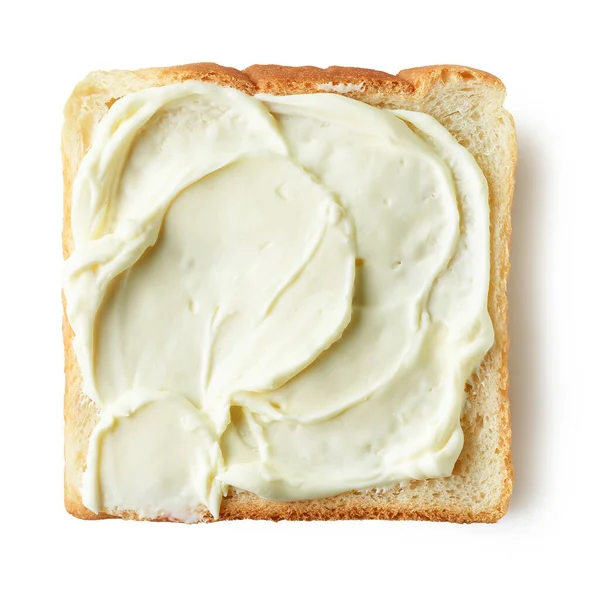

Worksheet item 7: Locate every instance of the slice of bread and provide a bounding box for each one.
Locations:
[62,63,515,523]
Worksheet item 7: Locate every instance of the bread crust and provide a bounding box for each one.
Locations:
[62,63,515,523]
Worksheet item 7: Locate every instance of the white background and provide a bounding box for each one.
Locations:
[1,0,597,590]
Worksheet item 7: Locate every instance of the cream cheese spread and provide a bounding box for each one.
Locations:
[63,81,494,521]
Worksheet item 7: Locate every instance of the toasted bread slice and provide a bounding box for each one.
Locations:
[62,63,515,523]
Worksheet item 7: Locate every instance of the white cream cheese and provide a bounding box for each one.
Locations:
[63,81,493,521]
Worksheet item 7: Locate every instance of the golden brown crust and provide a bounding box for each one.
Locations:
[244,64,410,96]
[150,62,256,93]
[398,64,504,92]
[62,62,515,524]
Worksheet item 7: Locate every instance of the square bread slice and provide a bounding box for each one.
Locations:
[62,63,515,523]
